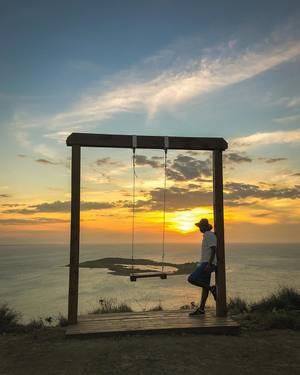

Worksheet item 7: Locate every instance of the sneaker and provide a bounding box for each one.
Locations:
[189,308,205,316]
[210,285,217,301]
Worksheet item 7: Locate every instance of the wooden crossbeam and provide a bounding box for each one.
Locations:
[66,133,228,151]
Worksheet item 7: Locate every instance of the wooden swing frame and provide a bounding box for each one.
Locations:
[66,133,228,324]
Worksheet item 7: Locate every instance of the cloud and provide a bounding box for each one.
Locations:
[0,218,69,225]
[224,152,252,163]
[292,172,300,176]
[4,200,115,214]
[35,158,59,165]
[287,96,300,108]
[34,158,69,169]
[14,31,300,132]
[135,155,163,168]
[265,158,287,163]
[0,194,10,198]
[224,182,300,200]
[231,129,300,149]
[120,179,300,212]
[122,185,213,211]
[95,157,124,167]
[274,114,300,123]
[1,203,22,207]
[168,154,211,181]
[225,200,256,207]
[17,154,27,158]
[44,131,74,143]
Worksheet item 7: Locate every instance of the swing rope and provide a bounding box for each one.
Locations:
[130,135,169,279]
[131,135,137,273]
[161,136,168,272]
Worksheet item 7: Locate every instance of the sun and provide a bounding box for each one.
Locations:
[168,209,212,233]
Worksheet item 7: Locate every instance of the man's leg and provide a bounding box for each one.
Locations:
[199,286,209,311]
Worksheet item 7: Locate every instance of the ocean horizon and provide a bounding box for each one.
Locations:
[1,242,299,322]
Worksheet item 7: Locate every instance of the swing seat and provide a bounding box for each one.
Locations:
[130,272,168,282]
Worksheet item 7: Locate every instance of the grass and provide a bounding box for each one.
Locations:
[228,287,300,330]
[250,287,300,312]
[227,297,249,315]
[1,329,299,375]
[1,287,299,333]
[89,298,133,314]
[0,304,21,333]
[0,306,69,333]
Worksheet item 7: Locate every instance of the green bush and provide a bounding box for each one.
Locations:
[250,287,300,312]
[89,298,133,314]
[0,304,21,333]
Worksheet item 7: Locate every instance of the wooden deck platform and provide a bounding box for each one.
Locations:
[66,310,240,337]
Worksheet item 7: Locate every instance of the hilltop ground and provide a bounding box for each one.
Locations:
[0,329,299,375]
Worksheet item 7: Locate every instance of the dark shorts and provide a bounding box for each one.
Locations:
[188,262,216,287]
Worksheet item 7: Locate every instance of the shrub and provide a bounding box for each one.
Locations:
[149,304,163,311]
[56,314,68,327]
[250,287,300,313]
[89,298,132,314]
[0,304,21,333]
[228,297,249,315]
[240,310,300,330]
[26,318,46,330]
[180,301,196,310]
[263,310,300,330]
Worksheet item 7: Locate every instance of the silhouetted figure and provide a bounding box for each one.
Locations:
[188,218,217,315]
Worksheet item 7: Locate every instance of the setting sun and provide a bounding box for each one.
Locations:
[168,209,213,233]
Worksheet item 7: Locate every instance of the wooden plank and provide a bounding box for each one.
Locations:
[213,150,227,317]
[68,145,81,324]
[79,310,217,321]
[66,310,239,337]
[66,133,228,151]
[130,271,168,281]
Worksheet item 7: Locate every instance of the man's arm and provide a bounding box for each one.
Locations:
[208,246,216,265]
[204,246,216,271]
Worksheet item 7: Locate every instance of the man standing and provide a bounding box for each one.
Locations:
[188,218,217,315]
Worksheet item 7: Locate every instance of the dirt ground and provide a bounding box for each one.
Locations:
[0,329,299,375]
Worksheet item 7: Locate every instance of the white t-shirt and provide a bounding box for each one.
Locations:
[200,230,217,265]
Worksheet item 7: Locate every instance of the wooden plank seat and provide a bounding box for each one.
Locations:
[130,272,169,281]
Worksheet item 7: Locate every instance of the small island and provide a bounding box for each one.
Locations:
[78,257,198,276]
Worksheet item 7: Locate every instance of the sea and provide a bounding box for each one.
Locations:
[0,243,299,322]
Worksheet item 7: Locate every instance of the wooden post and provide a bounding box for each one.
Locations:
[68,145,81,324]
[213,150,227,317]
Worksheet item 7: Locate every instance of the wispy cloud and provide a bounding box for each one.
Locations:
[4,200,115,214]
[14,30,300,138]
[0,218,68,225]
[35,158,69,168]
[231,129,300,149]
[274,114,300,123]
[287,96,300,108]
[265,158,287,164]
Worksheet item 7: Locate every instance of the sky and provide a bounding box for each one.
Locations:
[1,0,300,244]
